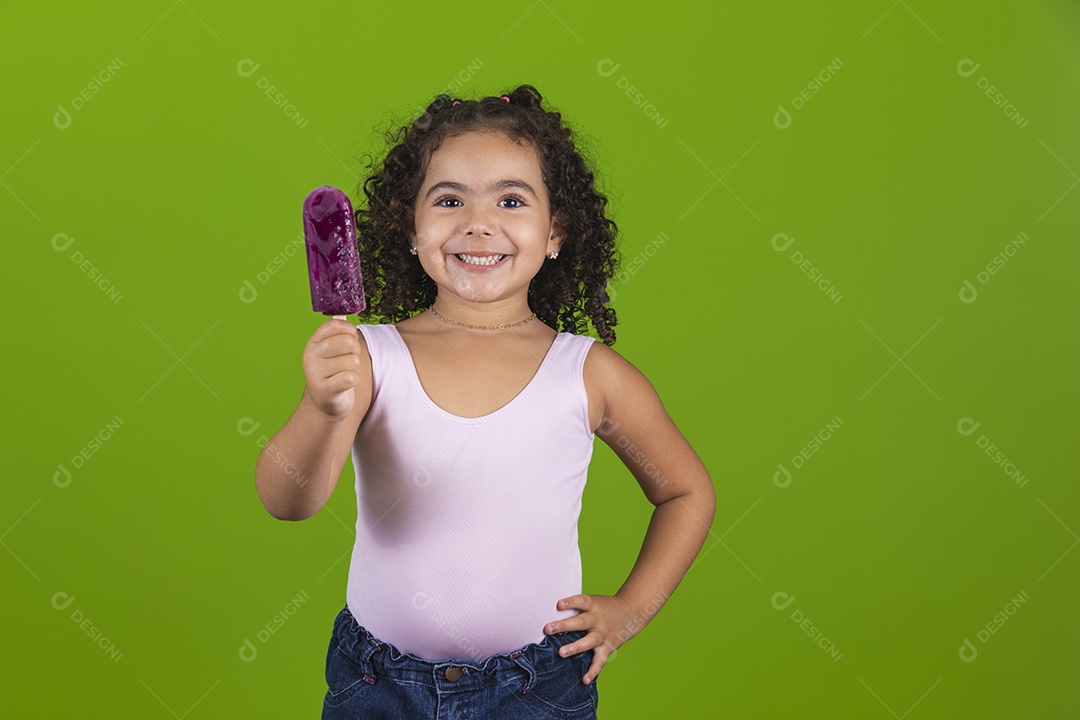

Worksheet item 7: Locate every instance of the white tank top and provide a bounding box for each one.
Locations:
[346,322,596,662]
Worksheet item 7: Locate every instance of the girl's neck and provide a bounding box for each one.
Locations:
[428,295,534,329]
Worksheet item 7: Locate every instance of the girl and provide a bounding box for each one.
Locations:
[255,84,715,719]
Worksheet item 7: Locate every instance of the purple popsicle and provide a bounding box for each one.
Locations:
[303,186,365,318]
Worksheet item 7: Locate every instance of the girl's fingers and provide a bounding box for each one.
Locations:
[558,594,591,610]
[583,648,608,685]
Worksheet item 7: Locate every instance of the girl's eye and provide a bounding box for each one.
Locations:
[434,195,526,208]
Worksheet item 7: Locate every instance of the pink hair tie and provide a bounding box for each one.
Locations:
[452,100,461,106]
[501,95,510,102]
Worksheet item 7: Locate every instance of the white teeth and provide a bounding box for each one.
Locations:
[456,254,505,266]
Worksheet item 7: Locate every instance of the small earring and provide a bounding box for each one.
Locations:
[409,247,418,255]
[548,251,559,260]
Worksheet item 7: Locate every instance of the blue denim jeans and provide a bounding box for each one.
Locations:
[322,605,599,719]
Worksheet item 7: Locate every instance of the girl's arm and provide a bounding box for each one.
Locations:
[544,341,716,683]
[255,320,372,521]
[591,341,716,610]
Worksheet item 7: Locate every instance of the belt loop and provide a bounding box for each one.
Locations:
[508,648,538,692]
[356,630,384,680]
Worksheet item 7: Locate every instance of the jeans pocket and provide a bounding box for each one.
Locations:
[324,638,374,708]
[520,649,598,719]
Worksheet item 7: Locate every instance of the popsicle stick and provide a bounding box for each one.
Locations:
[333,315,347,321]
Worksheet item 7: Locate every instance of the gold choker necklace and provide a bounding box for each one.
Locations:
[429,306,536,331]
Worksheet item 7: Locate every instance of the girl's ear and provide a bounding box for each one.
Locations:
[548,217,566,254]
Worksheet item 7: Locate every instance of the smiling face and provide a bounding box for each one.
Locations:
[412,130,564,308]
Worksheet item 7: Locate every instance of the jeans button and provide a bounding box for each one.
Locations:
[444,666,463,682]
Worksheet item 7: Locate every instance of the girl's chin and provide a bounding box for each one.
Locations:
[433,274,520,302]
[437,286,508,304]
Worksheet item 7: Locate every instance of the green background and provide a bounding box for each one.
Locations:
[4,1,1078,717]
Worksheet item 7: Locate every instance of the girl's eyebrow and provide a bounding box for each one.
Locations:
[424,179,537,199]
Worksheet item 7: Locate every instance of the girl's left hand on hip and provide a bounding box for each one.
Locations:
[543,593,639,685]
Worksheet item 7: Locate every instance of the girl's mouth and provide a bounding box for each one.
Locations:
[452,253,507,267]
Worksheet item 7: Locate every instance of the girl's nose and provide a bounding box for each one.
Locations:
[463,208,495,237]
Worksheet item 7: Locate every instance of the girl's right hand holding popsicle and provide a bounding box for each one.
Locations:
[255,319,370,521]
[301,318,372,422]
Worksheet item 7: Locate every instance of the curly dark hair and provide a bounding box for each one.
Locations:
[352,84,619,345]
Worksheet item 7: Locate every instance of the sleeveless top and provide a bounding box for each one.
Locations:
[346,322,596,662]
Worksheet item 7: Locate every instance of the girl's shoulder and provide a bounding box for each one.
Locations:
[582,339,658,428]
[582,337,637,381]
[352,321,398,357]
